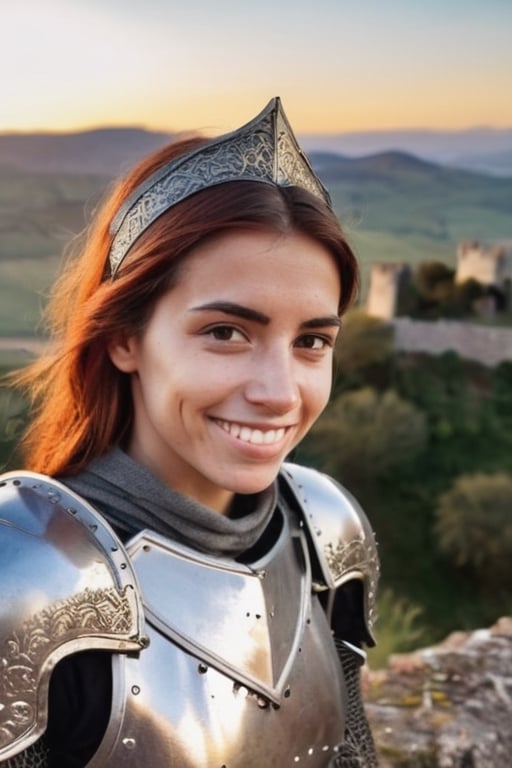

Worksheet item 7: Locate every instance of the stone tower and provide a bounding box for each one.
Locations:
[366,263,410,319]
[456,241,512,286]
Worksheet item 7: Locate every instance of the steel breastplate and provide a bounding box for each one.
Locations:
[88,507,347,767]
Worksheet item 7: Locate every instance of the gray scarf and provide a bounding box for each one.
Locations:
[61,448,277,558]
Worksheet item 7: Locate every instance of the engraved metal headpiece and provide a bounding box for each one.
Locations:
[108,97,332,277]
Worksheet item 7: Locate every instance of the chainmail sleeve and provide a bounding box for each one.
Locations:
[334,640,379,768]
[1,738,50,768]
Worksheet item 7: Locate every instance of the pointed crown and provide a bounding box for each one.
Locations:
[108,97,332,276]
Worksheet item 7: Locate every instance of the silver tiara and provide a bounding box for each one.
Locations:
[108,97,332,276]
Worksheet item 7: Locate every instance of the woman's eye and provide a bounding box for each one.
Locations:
[296,335,330,350]
[208,326,245,342]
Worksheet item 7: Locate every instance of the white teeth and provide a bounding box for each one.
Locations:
[219,421,286,445]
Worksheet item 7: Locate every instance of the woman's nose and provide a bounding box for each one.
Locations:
[244,347,300,413]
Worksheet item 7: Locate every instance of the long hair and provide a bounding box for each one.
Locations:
[16,136,359,476]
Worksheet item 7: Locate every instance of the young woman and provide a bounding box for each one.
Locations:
[0,98,379,767]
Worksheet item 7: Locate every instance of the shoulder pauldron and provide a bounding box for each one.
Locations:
[281,463,379,644]
[0,471,146,761]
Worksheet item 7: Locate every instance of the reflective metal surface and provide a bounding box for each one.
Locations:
[89,509,347,767]
[0,472,145,761]
[282,463,380,642]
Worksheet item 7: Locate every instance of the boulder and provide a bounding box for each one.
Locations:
[365,617,512,767]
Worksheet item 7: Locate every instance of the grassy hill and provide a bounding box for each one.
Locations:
[1,153,511,336]
[313,151,512,291]
[0,168,108,334]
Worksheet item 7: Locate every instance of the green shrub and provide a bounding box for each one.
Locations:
[435,472,512,589]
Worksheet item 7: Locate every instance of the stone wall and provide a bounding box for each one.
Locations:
[391,317,512,367]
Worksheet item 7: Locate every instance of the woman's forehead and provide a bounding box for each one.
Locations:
[163,229,342,314]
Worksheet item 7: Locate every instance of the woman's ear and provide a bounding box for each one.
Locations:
[108,334,139,373]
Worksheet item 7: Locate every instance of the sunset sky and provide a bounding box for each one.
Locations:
[1,0,510,135]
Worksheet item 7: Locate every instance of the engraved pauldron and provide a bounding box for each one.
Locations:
[281,463,379,643]
[0,472,146,761]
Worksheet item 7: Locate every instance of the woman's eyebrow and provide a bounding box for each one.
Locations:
[190,301,270,325]
[190,301,341,330]
[300,316,341,330]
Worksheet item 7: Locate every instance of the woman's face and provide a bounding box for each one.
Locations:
[110,228,341,513]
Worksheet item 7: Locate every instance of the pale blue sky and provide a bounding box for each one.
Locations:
[1,0,510,133]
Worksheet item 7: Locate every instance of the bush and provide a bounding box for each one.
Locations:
[334,310,394,375]
[367,588,425,669]
[435,472,512,588]
[306,387,427,491]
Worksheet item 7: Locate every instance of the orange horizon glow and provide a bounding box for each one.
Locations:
[4,94,512,136]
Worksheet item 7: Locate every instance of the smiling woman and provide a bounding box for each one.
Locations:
[0,98,380,767]
[109,229,341,512]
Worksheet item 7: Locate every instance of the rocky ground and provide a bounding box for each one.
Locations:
[364,617,512,767]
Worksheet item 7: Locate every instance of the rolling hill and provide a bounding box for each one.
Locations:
[0,135,511,336]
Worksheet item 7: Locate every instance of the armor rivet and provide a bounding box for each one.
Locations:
[256,696,269,709]
[271,702,280,710]
[89,524,98,532]
[143,545,151,553]
[67,507,77,515]
[131,685,141,695]
[198,663,208,674]
[48,489,61,503]
[322,745,329,751]
[120,563,127,569]
[255,613,262,620]
[308,747,314,755]
[284,686,291,698]
[13,480,21,486]
[294,757,300,763]
[122,737,136,750]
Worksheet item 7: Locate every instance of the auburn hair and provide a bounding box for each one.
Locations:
[16,136,359,476]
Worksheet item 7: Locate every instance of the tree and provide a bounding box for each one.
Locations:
[335,310,394,374]
[435,472,512,588]
[415,261,455,304]
[305,387,427,492]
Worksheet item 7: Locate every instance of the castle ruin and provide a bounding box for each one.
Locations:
[364,241,512,366]
[365,262,411,320]
[456,240,512,287]
[366,241,512,320]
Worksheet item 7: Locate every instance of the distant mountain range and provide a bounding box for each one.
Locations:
[301,127,512,177]
[0,126,511,178]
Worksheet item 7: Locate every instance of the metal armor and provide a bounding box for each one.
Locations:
[0,464,379,767]
[0,471,146,762]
